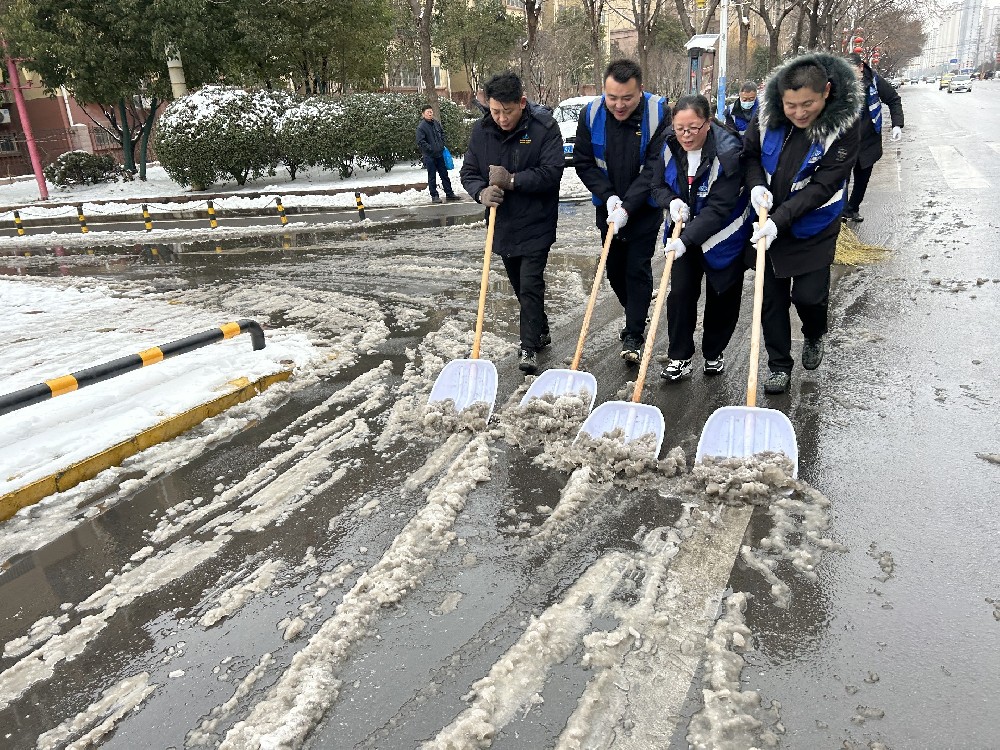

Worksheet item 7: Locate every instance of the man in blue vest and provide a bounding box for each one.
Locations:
[843,53,903,222]
[743,52,862,394]
[573,59,668,364]
[724,81,760,137]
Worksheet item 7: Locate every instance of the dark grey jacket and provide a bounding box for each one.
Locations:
[857,64,904,169]
[460,107,564,257]
[416,118,446,159]
[744,52,862,277]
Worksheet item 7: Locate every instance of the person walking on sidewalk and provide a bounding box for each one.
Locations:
[650,95,751,381]
[743,52,862,394]
[460,71,564,374]
[723,81,760,137]
[416,104,459,204]
[842,53,903,222]
[573,58,668,365]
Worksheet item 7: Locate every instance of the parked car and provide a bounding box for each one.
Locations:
[939,74,954,90]
[948,74,972,93]
[552,96,597,164]
[889,77,904,88]
[909,78,919,84]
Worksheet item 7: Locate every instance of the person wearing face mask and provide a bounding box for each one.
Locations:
[649,95,751,380]
[743,53,862,395]
[573,58,669,365]
[460,71,565,374]
[724,81,760,137]
[842,52,904,222]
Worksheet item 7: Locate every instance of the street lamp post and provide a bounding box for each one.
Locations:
[716,0,729,119]
[2,39,47,201]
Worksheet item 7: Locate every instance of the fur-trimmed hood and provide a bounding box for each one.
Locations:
[759,52,862,143]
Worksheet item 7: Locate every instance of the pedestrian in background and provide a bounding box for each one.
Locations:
[723,81,760,137]
[416,104,459,204]
[743,52,861,394]
[843,52,903,222]
[460,71,564,374]
[650,95,750,381]
[573,58,668,365]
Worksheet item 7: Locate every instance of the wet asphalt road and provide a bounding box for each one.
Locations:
[1,80,999,749]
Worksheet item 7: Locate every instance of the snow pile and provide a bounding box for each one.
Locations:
[199,559,284,627]
[686,592,784,750]
[187,654,274,747]
[497,390,592,451]
[685,453,796,505]
[421,398,492,436]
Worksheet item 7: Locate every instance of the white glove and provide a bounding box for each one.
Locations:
[751,218,778,249]
[891,126,902,141]
[607,207,628,234]
[663,238,686,260]
[668,198,690,224]
[606,195,623,214]
[750,185,773,212]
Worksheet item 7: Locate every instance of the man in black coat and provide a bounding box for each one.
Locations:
[460,71,564,374]
[416,104,459,204]
[573,59,668,364]
[743,52,862,394]
[843,53,903,222]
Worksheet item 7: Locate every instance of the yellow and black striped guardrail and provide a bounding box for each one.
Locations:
[0,319,266,417]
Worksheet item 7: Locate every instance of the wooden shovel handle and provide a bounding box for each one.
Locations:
[471,206,497,360]
[747,206,769,408]
[632,221,683,403]
[570,226,616,371]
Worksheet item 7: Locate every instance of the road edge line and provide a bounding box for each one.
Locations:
[0,370,292,522]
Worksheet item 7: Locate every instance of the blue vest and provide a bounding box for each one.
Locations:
[661,140,751,270]
[866,75,883,133]
[728,99,758,135]
[760,125,846,239]
[585,92,667,206]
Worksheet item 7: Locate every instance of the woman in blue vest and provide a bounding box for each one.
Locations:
[649,95,750,380]
[843,53,904,222]
[744,52,862,395]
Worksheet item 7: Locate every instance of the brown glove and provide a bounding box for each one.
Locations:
[480,185,505,207]
[488,165,515,190]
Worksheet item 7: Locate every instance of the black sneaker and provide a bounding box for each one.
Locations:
[445,194,462,201]
[620,334,643,365]
[661,358,692,380]
[518,348,537,373]
[537,332,551,350]
[842,206,863,222]
[703,353,725,375]
[431,196,442,204]
[763,371,791,394]
[801,337,824,370]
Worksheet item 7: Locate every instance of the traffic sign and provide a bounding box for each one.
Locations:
[949,58,958,63]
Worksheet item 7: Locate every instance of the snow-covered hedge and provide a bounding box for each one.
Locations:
[155,87,475,189]
[43,151,123,187]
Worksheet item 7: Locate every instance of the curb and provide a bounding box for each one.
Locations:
[0,369,292,522]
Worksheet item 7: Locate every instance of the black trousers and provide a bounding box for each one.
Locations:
[847,162,874,211]
[600,227,656,340]
[501,250,550,351]
[666,253,743,361]
[423,154,453,199]
[761,262,830,373]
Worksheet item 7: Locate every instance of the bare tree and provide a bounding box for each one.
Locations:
[407,0,439,114]
[522,0,543,79]
[628,0,670,71]
[751,0,804,68]
[580,0,608,90]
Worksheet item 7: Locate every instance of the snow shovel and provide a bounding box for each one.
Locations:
[518,226,617,412]
[428,205,499,419]
[575,221,685,457]
[695,207,799,476]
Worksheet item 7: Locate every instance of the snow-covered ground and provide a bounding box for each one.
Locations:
[0,278,322,496]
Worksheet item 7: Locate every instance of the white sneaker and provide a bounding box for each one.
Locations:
[703,353,725,375]
[660,358,692,381]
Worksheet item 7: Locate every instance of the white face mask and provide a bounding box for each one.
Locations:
[740,99,755,111]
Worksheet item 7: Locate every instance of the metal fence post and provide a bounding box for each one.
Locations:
[75,203,89,234]
[207,200,218,229]
[355,192,366,221]
[12,210,25,236]
[142,204,153,232]
[275,195,288,225]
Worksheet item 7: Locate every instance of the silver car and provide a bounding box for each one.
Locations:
[948,74,972,93]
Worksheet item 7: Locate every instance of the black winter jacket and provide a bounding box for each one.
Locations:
[744,52,862,277]
[460,107,564,257]
[856,64,904,169]
[573,103,663,240]
[416,118,446,159]
[650,122,746,293]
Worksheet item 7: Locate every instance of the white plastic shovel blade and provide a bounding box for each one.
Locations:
[695,405,799,477]
[575,400,665,457]
[428,359,499,420]
[519,369,598,412]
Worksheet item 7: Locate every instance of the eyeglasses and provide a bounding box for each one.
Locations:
[675,121,708,136]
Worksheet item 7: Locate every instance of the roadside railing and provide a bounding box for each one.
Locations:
[0,319,266,417]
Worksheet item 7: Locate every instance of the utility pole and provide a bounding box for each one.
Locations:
[717,0,728,119]
[166,48,188,99]
[1,39,47,201]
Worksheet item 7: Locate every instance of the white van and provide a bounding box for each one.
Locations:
[552,96,598,163]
